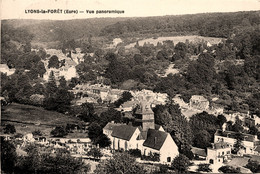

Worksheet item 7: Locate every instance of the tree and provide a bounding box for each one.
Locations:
[95,133,111,148]
[78,102,97,123]
[99,108,122,126]
[193,130,211,148]
[4,124,16,134]
[94,152,147,174]
[59,76,67,89]
[1,137,17,174]
[133,54,144,64]
[197,163,212,172]
[153,104,193,146]
[87,147,103,159]
[48,55,59,69]
[249,126,258,135]
[171,154,190,173]
[218,165,241,173]
[217,114,227,127]
[114,91,133,107]
[50,126,68,137]
[233,132,244,154]
[88,122,103,141]
[16,145,90,174]
[245,160,260,173]
[36,61,46,78]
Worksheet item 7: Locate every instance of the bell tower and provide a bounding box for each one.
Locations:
[141,103,155,131]
[135,95,155,132]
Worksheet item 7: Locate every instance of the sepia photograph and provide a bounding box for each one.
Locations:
[1,0,260,173]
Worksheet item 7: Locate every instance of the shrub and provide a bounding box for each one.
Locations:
[197,163,212,172]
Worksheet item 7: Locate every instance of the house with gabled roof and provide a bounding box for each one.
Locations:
[142,129,179,163]
[207,141,232,164]
[214,129,259,155]
[103,100,179,164]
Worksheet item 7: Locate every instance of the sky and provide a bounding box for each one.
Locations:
[1,0,260,20]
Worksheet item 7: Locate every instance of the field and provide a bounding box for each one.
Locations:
[1,103,84,136]
[125,35,224,48]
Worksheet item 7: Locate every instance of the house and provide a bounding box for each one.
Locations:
[191,146,207,159]
[103,121,121,137]
[142,129,179,163]
[103,101,179,164]
[118,100,138,112]
[189,95,209,110]
[0,64,15,76]
[214,129,259,155]
[111,124,143,151]
[207,141,232,164]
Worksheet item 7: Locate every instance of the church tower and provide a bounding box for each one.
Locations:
[141,103,155,131]
[135,101,155,132]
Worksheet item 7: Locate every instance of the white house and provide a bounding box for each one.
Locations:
[142,129,179,163]
[207,141,232,164]
[214,129,259,155]
[103,100,179,164]
[0,64,15,76]
[110,124,143,150]
[189,95,209,110]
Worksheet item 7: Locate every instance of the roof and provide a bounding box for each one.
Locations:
[215,129,256,142]
[121,100,137,108]
[250,155,260,163]
[227,157,250,167]
[190,95,208,102]
[209,141,230,150]
[191,147,207,157]
[103,122,120,131]
[143,129,168,150]
[111,125,138,141]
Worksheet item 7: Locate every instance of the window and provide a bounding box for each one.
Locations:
[167,157,171,162]
[227,151,230,154]
[222,151,224,155]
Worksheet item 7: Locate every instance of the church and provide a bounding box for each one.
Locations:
[103,101,179,164]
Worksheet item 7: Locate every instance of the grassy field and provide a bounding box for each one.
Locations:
[125,35,224,48]
[1,103,84,136]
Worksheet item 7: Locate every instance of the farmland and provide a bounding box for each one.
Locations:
[1,103,84,135]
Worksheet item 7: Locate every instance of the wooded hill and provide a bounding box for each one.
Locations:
[2,11,260,43]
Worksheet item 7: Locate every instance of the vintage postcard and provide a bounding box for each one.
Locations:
[1,0,260,173]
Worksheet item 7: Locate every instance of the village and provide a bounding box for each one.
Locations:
[1,43,260,173]
[1,5,260,173]
[1,74,260,172]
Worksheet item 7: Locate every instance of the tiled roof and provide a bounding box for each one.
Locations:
[227,157,250,167]
[143,129,168,150]
[190,95,208,102]
[209,141,230,150]
[215,129,256,142]
[191,147,207,157]
[103,122,120,131]
[111,125,137,141]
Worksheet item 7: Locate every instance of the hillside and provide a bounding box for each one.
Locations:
[100,11,260,38]
[2,11,260,45]
[1,18,129,43]
[1,103,84,135]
